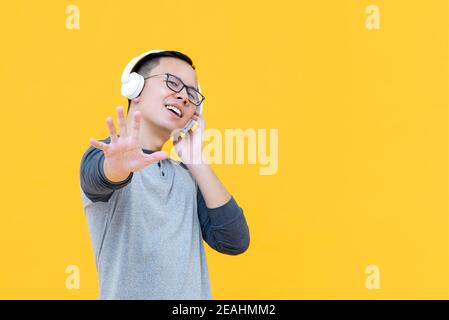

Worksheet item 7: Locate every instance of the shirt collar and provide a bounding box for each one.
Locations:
[142,149,156,155]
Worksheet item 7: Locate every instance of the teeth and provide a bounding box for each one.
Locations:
[165,105,182,118]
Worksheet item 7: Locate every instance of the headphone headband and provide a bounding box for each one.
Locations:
[120,49,165,84]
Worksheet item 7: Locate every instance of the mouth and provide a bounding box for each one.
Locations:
[164,104,183,119]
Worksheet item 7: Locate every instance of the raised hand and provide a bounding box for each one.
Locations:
[89,106,168,182]
[173,110,206,166]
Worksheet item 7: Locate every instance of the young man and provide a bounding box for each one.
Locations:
[79,50,250,300]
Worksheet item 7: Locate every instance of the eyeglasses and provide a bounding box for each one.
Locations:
[144,73,205,106]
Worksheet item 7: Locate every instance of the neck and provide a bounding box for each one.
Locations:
[127,108,170,151]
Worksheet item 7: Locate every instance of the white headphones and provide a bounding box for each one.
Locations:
[120,49,203,114]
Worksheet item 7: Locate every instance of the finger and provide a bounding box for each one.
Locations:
[170,128,184,142]
[106,116,118,143]
[117,106,127,137]
[143,151,168,164]
[193,113,203,123]
[89,138,109,151]
[131,111,141,141]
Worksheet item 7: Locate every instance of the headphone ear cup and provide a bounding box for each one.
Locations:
[121,72,144,99]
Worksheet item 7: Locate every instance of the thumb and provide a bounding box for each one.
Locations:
[143,150,168,163]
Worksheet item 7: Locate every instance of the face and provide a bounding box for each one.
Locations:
[130,57,199,135]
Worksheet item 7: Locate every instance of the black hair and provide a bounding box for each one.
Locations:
[127,50,195,111]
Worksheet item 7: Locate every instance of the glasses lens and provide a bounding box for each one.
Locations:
[166,75,183,91]
[187,88,202,106]
[166,74,203,106]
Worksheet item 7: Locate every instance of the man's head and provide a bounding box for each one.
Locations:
[127,51,200,137]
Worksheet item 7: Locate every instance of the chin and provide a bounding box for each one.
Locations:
[157,118,182,133]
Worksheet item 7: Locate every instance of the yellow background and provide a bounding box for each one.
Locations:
[0,0,447,299]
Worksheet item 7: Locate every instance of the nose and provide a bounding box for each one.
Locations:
[174,87,189,105]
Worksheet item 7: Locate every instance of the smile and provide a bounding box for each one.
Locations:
[165,105,183,118]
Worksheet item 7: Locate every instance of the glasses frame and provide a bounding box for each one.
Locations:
[143,73,205,106]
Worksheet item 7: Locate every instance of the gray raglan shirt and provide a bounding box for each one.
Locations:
[79,137,250,300]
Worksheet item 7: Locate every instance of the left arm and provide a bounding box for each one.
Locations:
[187,161,231,208]
[189,163,250,255]
[175,112,250,255]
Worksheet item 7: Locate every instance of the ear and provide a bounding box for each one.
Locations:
[131,95,141,104]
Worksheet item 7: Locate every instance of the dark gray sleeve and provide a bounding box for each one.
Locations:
[80,137,133,203]
[196,187,250,255]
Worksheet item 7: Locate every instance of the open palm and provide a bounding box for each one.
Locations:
[89,106,168,177]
